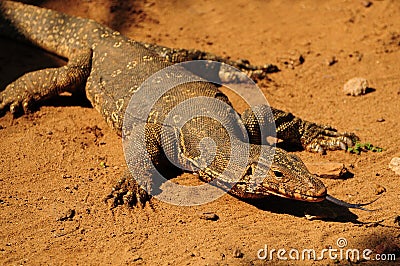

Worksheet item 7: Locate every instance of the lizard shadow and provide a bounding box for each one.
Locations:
[0,0,161,114]
[11,1,142,34]
[42,93,92,109]
[0,38,92,113]
[241,196,363,223]
[0,38,62,91]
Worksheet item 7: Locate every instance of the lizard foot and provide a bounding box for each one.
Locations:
[303,126,359,153]
[0,73,39,116]
[0,49,91,116]
[105,176,152,208]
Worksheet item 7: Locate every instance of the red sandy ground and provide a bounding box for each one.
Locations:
[0,0,399,265]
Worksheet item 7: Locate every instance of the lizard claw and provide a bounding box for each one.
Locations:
[305,134,356,153]
[9,96,33,116]
[1,80,35,116]
[1,49,92,117]
[303,125,359,153]
[105,176,152,208]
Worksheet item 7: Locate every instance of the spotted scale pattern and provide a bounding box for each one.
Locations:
[0,1,359,207]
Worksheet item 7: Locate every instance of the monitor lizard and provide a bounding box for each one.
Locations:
[0,1,371,210]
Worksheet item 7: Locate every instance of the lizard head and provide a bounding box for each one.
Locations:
[231,146,327,202]
[230,145,377,211]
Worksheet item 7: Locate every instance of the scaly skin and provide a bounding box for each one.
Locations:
[0,1,361,208]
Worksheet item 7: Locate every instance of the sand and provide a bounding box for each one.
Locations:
[1,0,399,265]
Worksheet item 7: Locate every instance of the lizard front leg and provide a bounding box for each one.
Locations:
[106,122,182,208]
[0,49,92,115]
[241,105,358,153]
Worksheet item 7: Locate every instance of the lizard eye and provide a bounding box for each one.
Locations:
[273,170,283,178]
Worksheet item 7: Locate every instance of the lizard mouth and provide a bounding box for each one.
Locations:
[264,187,327,202]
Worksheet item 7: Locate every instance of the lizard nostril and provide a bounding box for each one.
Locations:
[307,179,327,197]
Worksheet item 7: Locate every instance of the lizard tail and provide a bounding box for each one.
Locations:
[0,1,92,58]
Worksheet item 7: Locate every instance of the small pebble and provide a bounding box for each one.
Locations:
[374,184,386,195]
[132,255,142,262]
[343,77,369,96]
[394,216,400,226]
[233,248,244,258]
[198,212,219,221]
[376,118,385,122]
[389,157,400,175]
[326,56,337,66]
[361,0,372,8]
[57,209,76,221]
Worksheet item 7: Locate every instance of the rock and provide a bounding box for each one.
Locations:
[57,208,76,221]
[232,248,244,258]
[198,212,219,221]
[325,56,337,66]
[394,216,400,226]
[343,77,369,96]
[305,162,351,179]
[374,184,386,195]
[132,255,143,262]
[389,157,400,175]
[361,1,372,8]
